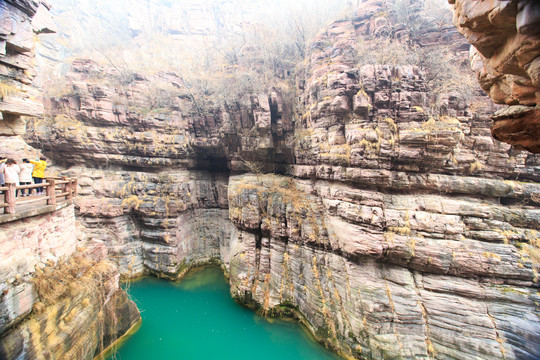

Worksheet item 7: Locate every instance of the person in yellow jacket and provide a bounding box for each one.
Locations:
[29,157,47,195]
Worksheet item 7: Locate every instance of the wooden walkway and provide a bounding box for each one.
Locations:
[0,177,78,219]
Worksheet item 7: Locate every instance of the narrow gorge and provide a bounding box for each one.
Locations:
[1,0,539,359]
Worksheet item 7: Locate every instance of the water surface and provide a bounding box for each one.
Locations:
[108,267,341,360]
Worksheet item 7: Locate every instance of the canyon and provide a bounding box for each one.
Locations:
[1,0,539,359]
[1,2,140,359]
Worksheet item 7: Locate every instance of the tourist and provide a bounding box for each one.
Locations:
[30,156,47,195]
[19,159,33,197]
[1,158,20,197]
[0,157,6,188]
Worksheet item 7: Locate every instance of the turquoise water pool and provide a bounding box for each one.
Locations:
[107,267,341,360]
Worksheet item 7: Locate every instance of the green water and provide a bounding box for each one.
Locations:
[108,267,342,360]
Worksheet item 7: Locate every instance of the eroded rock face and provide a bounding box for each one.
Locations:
[449,0,540,152]
[0,0,55,135]
[0,4,140,359]
[0,205,76,334]
[224,6,540,357]
[228,173,540,359]
[31,58,293,171]
[0,254,140,360]
[71,168,233,278]
[22,1,540,359]
[25,57,295,278]
[0,205,141,360]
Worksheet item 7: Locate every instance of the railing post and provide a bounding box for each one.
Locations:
[61,176,67,198]
[72,179,78,197]
[6,183,16,214]
[66,180,72,200]
[46,179,56,206]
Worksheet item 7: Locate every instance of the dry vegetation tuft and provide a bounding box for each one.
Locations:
[354,0,480,106]
[32,253,114,305]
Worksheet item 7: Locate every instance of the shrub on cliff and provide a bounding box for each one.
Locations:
[40,0,355,115]
[354,0,480,108]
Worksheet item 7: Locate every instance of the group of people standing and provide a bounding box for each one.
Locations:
[0,157,48,197]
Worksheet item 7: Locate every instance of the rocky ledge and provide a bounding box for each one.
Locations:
[0,0,55,135]
[449,0,540,152]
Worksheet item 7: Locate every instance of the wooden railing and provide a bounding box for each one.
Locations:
[0,177,78,215]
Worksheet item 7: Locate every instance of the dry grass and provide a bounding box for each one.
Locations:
[0,82,20,99]
[122,195,143,211]
[469,160,484,173]
[32,253,114,306]
[230,175,329,245]
[28,251,135,359]
[521,235,540,268]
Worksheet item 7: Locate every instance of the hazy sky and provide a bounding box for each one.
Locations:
[39,0,451,77]
[45,0,355,66]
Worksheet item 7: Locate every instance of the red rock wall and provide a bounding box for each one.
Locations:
[0,5,140,359]
[0,205,77,334]
[449,0,540,152]
[225,3,540,358]
[0,204,140,360]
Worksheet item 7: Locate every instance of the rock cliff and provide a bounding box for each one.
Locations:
[0,3,140,359]
[227,4,540,359]
[0,251,140,360]
[0,0,55,135]
[449,0,540,153]
[0,204,141,360]
[18,0,540,359]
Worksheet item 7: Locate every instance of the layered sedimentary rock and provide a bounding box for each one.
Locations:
[27,57,293,279]
[0,3,140,359]
[0,205,76,334]
[449,0,540,152]
[228,173,539,359]
[0,253,140,360]
[22,0,540,359]
[72,168,233,277]
[226,5,540,358]
[0,0,55,135]
[33,58,293,170]
[0,205,141,360]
